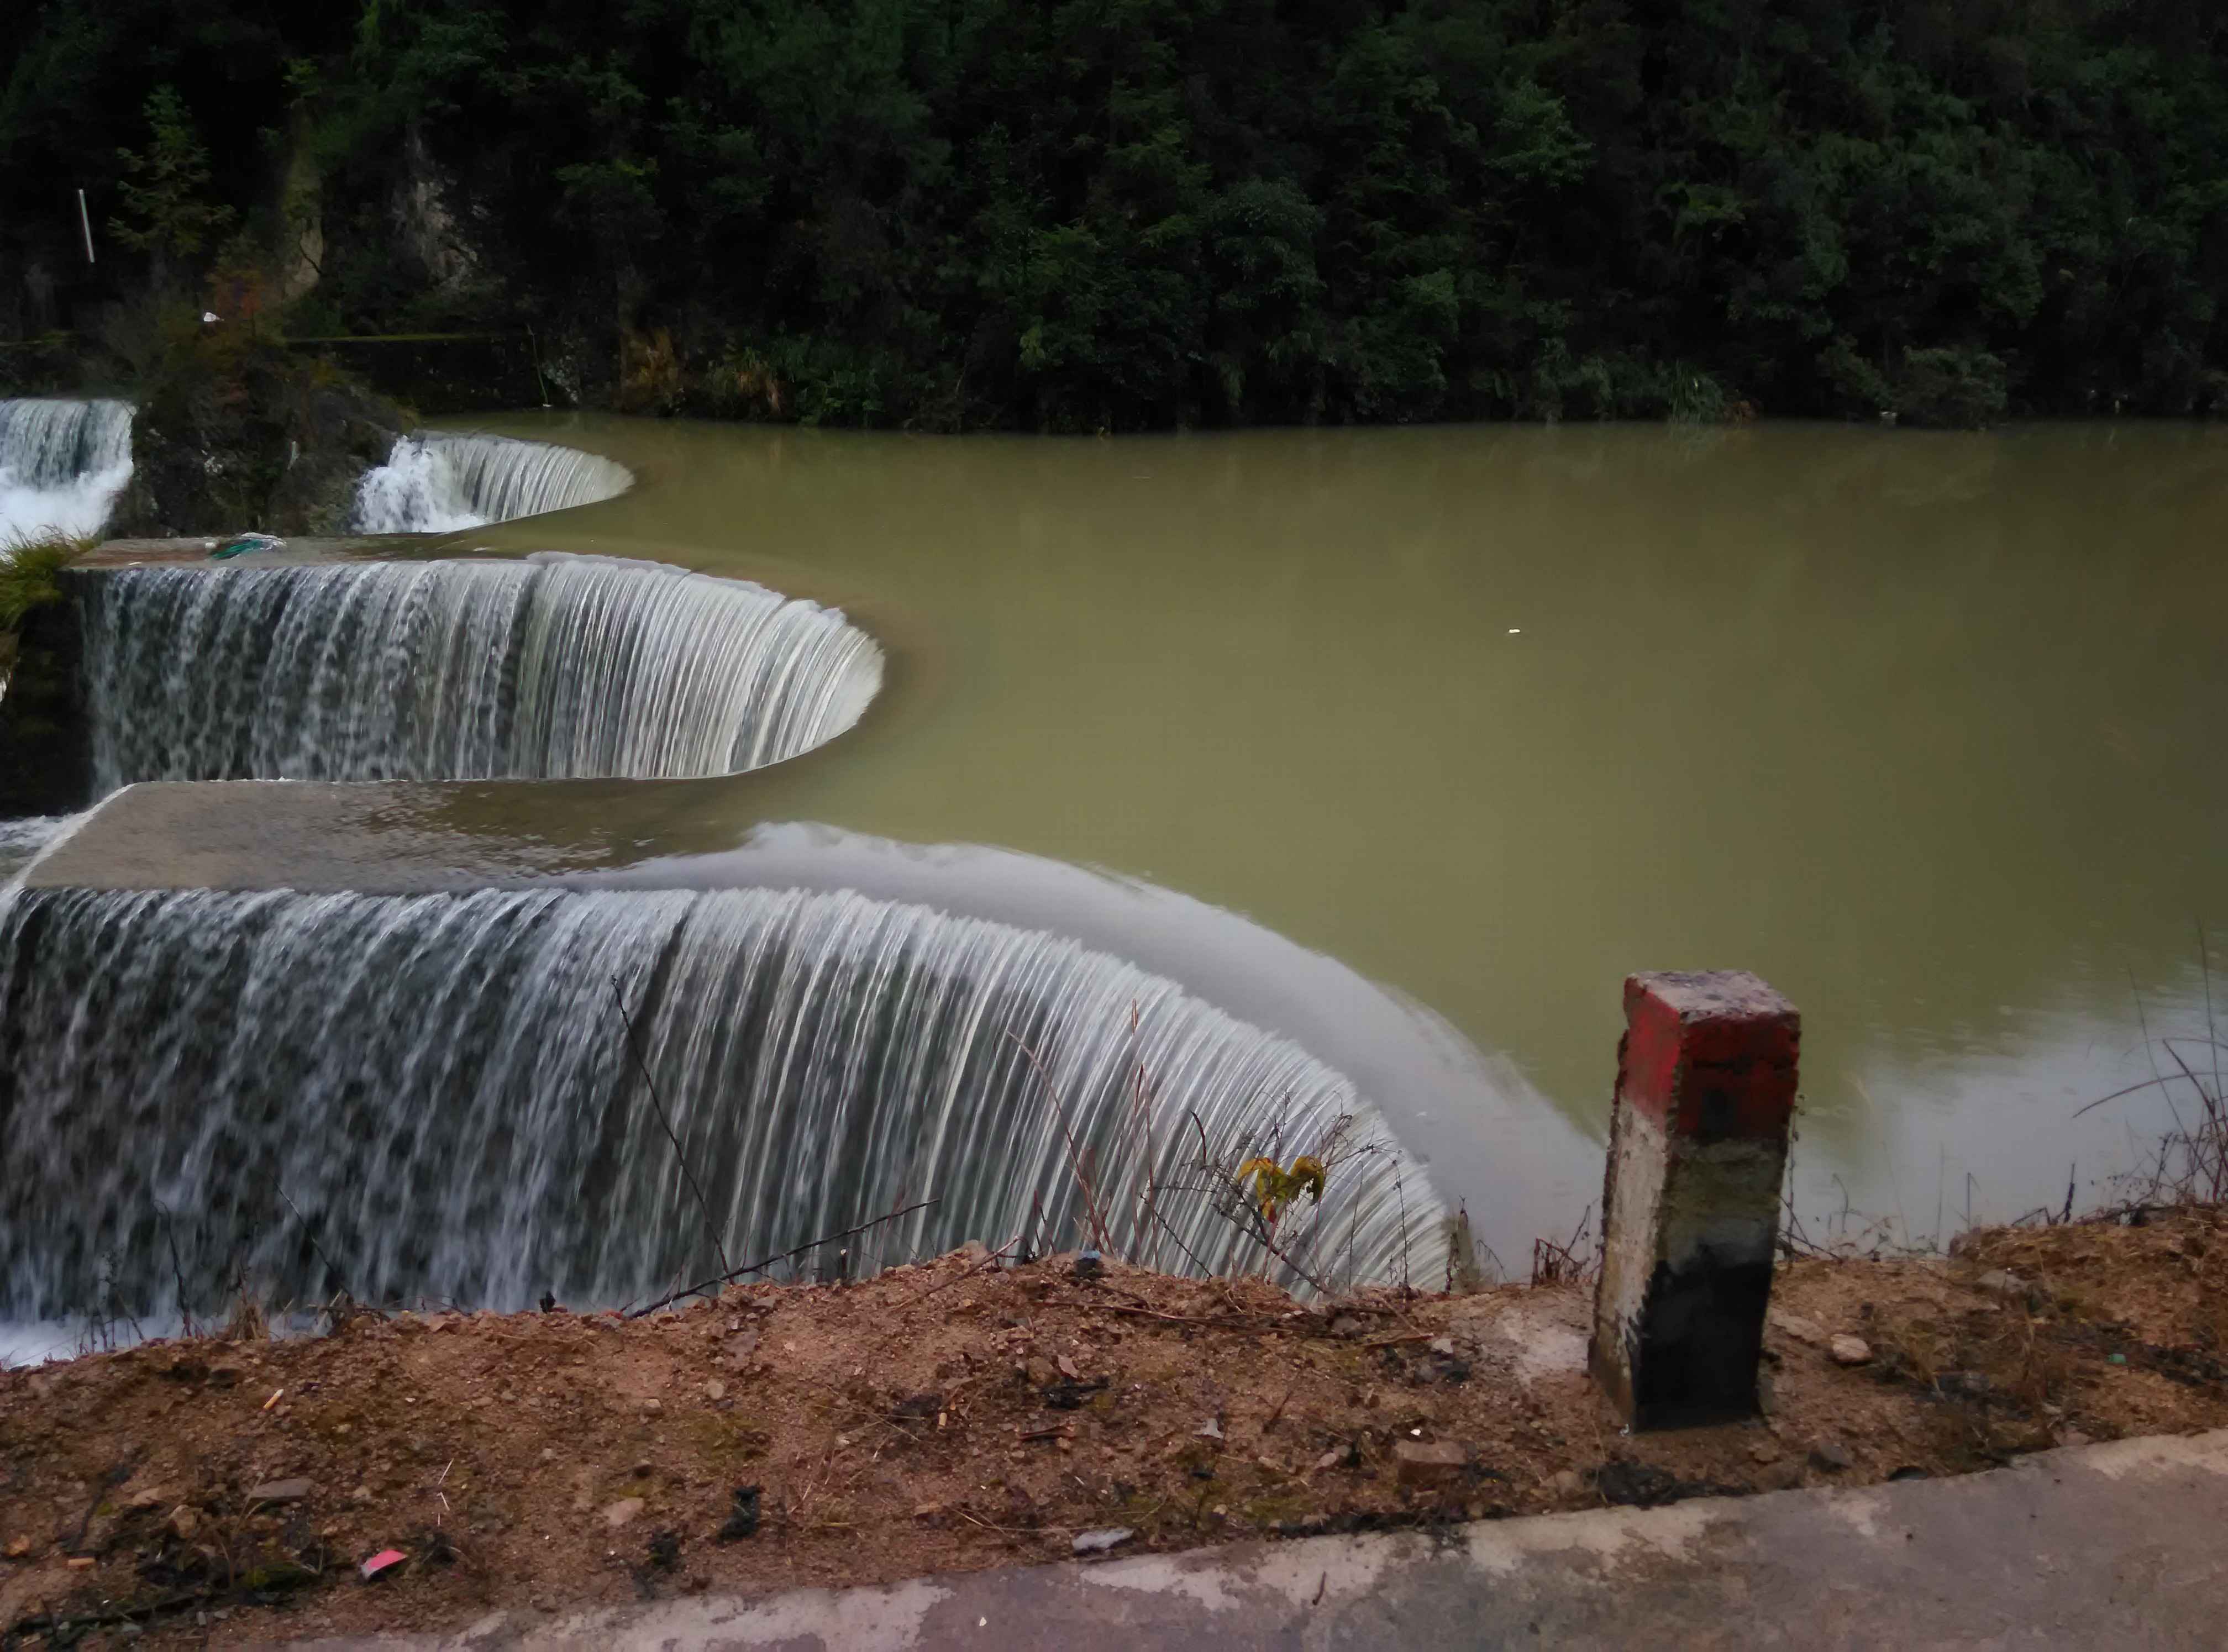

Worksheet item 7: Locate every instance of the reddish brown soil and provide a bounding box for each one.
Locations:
[5,1209,2226,1648]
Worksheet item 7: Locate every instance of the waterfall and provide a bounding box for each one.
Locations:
[0,398,134,544]
[0,884,1438,1320]
[79,554,882,787]
[351,433,632,532]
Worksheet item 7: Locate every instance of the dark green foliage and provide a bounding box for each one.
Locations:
[6,1,2225,429]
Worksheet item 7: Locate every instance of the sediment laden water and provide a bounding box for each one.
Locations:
[80,554,882,787]
[0,885,1437,1319]
[0,398,134,543]
[351,433,633,532]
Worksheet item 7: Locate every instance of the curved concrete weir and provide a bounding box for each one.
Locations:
[77,553,883,786]
[350,432,633,532]
[0,881,1431,1319]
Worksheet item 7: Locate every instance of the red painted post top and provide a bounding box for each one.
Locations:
[1619,971,1799,1142]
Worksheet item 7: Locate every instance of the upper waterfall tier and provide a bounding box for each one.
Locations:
[0,398,135,544]
[351,433,633,532]
[78,554,882,787]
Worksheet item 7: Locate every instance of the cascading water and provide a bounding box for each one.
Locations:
[0,398,134,544]
[350,433,632,532]
[78,554,882,787]
[0,884,1437,1320]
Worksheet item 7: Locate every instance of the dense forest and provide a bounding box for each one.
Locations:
[4,0,2225,429]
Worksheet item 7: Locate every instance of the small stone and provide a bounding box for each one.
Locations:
[632,1460,654,1478]
[1196,1418,1223,1440]
[1975,1269,2027,1301]
[1313,1448,1345,1473]
[1329,1316,1365,1339]
[1545,1469,1585,1501]
[169,1507,204,1541]
[703,1380,727,1402]
[1748,1440,1780,1464]
[247,1477,314,1505]
[126,1486,169,1512]
[642,1398,663,1416]
[4,1535,33,1559]
[1768,1311,1831,1349]
[1808,1439,1853,1472]
[1428,1337,1456,1356]
[1756,1461,1805,1493]
[1071,1527,1133,1555]
[1393,1439,1469,1487]
[1828,1334,1872,1366]
[601,1497,645,1529]
[539,1449,557,1464]
[717,1485,761,1542]
[350,1485,371,1504]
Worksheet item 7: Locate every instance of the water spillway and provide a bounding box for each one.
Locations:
[0,882,1435,1321]
[0,398,134,543]
[77,554,881,787]
[350,433,633,532]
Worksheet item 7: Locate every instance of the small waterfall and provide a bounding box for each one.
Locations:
[0,885,1438,1320]
[0,398,134,544]
[0,815,83,883]
[351,433,632,532]
[80,554,881,787]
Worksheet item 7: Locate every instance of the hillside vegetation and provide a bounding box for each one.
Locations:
[6,1,2225,429]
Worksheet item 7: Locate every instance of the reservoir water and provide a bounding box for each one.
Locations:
[407,414,2228,1259]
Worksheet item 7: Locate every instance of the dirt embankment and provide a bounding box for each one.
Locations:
[4,1209,2226,1648]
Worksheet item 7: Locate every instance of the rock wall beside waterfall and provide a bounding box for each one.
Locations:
[0,575,91,816]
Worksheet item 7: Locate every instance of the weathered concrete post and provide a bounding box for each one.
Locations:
[1591,971,1799,1429]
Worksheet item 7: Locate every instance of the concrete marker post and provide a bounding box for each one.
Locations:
[1591,970,1799,1429]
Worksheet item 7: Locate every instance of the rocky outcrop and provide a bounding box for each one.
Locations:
[111,335,402,538]
[0,577,91,816]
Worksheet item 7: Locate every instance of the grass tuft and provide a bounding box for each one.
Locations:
[0,532,93,632]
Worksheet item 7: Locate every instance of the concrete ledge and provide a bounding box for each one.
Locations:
[288,1429,2228,1649]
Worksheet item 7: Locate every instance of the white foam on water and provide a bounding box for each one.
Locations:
[0,398,134,545]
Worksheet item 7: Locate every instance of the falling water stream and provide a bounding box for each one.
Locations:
[350,433,633,532]
[0,398,134,543]
[78,554,882,786]
[0,883,1431,1321]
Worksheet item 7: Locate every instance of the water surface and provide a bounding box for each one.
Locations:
[407,417,2228,1258]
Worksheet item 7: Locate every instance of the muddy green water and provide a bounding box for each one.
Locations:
[438,415,2228,1262]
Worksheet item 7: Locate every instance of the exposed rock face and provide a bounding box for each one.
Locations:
[112,338,402,538]
[0,580,91,816]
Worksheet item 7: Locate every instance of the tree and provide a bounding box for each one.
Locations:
[109,85,235,280]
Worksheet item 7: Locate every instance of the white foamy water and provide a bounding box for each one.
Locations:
[77,554,882,785]
[0,813,85,883]
[351,432,632,532]
[0,883,1438,1320]
[0,398,134,544]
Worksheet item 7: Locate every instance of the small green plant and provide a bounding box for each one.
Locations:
[0,533,89,632]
